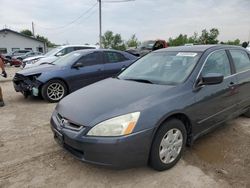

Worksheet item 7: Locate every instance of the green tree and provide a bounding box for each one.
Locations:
[168,34,189,46]
[127,34,140,48]
[199,28,219,44]
[20,29,33,36]
[20,29,56,47]
[223,39,240,45]
[188,32,199,44]
[36,35,56,48]
[102,30,126,50]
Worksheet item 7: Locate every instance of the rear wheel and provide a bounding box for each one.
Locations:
[149,119,187,171]
[41,79,67,103]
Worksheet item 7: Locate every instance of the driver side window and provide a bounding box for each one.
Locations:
[77,52,100,67]
[202,50,231,77]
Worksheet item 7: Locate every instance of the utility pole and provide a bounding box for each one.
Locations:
[32,22,35,37]
[98,0,102,48]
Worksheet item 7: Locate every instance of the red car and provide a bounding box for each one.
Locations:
[10,58,22,67]
[126,39,168,57]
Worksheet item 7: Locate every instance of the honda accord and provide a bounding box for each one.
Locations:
[51,45,250,170]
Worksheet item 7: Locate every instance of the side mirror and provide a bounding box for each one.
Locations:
[56,52,64,57]
[198,73,224,86]
[72,62,83,69]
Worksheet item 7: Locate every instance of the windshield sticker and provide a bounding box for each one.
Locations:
[73,53,81,56]
[176,52,197,57]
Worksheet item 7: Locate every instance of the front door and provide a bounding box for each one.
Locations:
[68,51,104,92]
[192,50,239,133]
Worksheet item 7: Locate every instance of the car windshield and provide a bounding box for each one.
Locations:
[118,51,201,85]
[138,40,156,49]
[44,46,64,57]
[52,52,82,66]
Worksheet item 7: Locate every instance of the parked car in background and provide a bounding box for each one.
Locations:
[23,45,98,69]
[126,39,168,57]
[10,51,43,67]
[12,51,43,61]
[3,49,31,64]
[10,59,22,67]
[51,45,250,170]
[13,49,137,102]
[22,54,46,68]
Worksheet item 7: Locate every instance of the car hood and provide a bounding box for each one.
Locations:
[23,55,45,62]
[56,78,175,127]
[17,64,62,76]
[35,56,58,64]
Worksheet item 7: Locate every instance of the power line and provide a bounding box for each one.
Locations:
[36,2,98,30]
[48,7,98,36]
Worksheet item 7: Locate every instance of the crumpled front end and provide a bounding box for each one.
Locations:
[13,73,43,97]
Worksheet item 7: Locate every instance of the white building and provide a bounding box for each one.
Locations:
[0,29,47,54]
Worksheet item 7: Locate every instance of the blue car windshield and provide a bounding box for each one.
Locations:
[52,52,82,66]
[118,51,201,85]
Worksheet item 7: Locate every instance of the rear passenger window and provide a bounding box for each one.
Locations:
[229,50,250,73]
[105,52,128,63]
[202,50,231,77]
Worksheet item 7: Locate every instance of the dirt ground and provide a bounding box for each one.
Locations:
[0,67,249,188]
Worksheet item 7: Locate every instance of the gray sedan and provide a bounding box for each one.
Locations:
[51,45,250,170]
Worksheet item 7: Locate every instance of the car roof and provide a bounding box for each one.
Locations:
[60,44,98,48]
[156,45,245,53]
[70,49,128,54]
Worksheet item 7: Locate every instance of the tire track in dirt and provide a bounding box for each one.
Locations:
[0,149,62,180]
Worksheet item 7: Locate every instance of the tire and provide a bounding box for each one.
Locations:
[243,108,250,118]
[149,119,187,171]
[41,79,68,103]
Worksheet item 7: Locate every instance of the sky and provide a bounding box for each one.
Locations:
[1,0,250,45]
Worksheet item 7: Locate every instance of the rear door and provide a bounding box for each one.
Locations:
[193,50,239,132]
[68,51,104,91]
[103,51,131,78]
[229,49,250,110]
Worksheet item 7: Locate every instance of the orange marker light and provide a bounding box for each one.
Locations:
[124,121,136,135]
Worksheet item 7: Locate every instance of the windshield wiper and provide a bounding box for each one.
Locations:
[123,78,154,84]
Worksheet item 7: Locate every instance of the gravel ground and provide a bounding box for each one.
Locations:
[0,67,249,188]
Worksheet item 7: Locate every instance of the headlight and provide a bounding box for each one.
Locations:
[87,112,140,136]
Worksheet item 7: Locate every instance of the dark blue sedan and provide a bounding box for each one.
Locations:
[51,45,250,170]
[13,49,136,102]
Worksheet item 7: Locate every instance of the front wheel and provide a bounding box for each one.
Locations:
[41,79,68,103]
[149,119,187,171]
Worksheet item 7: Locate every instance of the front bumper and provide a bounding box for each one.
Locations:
[13,74,42,96]
[50,112,154,169]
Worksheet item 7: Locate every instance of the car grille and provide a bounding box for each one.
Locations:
[56,113,83,131]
